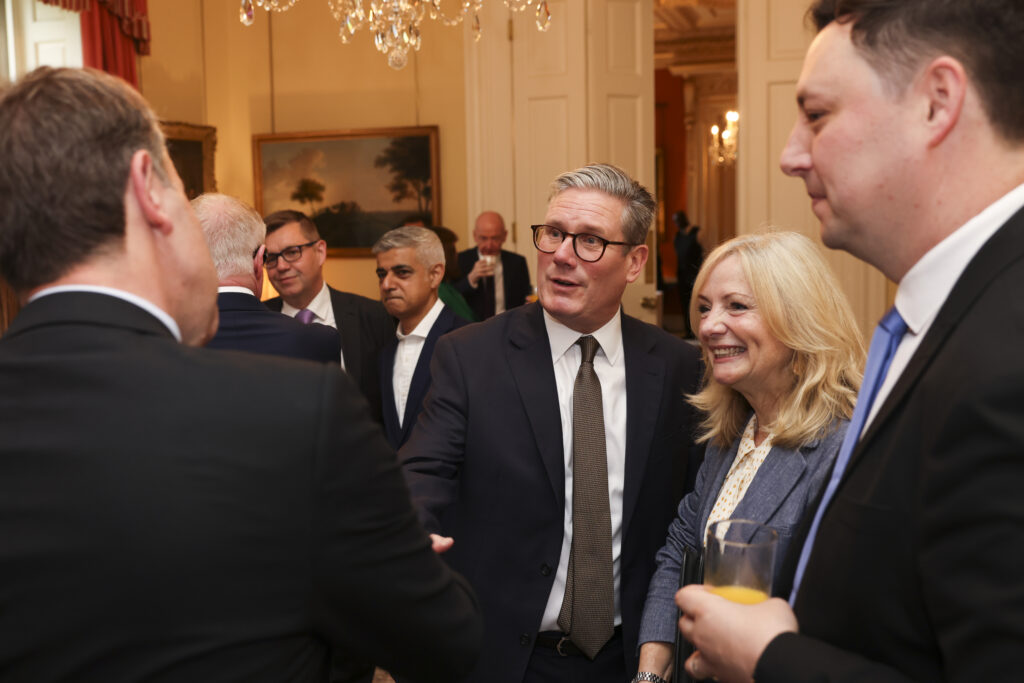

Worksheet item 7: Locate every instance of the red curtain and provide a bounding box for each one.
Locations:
[39,0,150,88]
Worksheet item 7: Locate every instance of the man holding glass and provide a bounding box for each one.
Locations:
[401,163,703,682]
[675,1,1024,681]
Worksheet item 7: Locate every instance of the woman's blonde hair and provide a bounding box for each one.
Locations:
[688,231,865,449]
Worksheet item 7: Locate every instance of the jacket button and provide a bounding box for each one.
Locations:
[520,633,530,646]
[540,563,552,576]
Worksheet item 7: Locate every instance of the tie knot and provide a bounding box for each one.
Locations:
[577,335,600,364]
[295,308,316,325]
[880,306,908,339]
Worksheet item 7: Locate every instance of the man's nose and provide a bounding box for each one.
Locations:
[780,121,811,177]
[552,234,577,265]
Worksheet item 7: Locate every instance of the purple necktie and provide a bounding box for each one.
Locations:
[295,309,316,325]
[789,306,908,604]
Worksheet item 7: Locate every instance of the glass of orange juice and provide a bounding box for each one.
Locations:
[704,519,779,604]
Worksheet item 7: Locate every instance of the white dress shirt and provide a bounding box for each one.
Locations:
[281,282,343,369]
[867,182,1024,431]
[29,284,182,342]
[392,298,445,427]
[539,309,627,631]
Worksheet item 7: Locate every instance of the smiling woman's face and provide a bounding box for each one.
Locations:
[696,255,793,416]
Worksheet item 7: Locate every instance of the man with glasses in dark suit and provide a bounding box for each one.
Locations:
[262,209,394,418]
[401,163,702,683]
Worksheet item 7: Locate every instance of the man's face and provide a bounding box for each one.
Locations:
[473,214,506,256]
[264,221,325,308]
[779,22,919,270]
[536,188,647,334]
[159,155,218,346]
[376,247,442,330]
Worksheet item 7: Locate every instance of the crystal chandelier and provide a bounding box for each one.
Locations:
[239,0,553,70]
[709,110,739,166]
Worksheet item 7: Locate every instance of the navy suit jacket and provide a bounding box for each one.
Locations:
[400,302,703,682]
[207,291,340,363]
[379,305,469,450]
[757,206,1024,682]
[455,249,531,320]
[266,286,394,420]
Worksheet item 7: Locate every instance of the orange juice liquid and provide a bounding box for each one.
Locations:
[709,585,769,604]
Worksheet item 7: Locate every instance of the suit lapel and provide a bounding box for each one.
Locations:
[330,287,362,381]
[731,442,809,533]
[378,338,401,447]
[621,315,664,538]
[696,438,743,539]
[400,307,455,443]
[850,207,1024,472]
[507,304,565,505]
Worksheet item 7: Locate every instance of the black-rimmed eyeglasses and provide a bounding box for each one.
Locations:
[531,224,637,263]
[264,240,318,268]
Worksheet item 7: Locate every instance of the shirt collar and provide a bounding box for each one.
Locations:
[282,282,331,320]
[29,284,183,342]
[217,286,255,296]
[897,182,1024,335]
[542,308,623,366]
[397,297,445,341]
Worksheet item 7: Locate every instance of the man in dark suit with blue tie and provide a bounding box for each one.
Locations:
[455,211,532,320]
[675,1,1024,681]
[193,193,341,362]
[401,164,702,683]
[374,226,468,450]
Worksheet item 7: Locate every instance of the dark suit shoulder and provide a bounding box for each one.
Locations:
[262,296,283,312]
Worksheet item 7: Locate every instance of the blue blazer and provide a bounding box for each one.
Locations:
[638,418,848,647]
[379,305,468,449]
[207,292,340,363]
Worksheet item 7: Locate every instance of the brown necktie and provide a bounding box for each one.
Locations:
[557,335,614,658]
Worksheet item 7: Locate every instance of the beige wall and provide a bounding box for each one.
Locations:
[140,0,467,301]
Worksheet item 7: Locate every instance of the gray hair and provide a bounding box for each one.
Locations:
[192,193,266,279]
[549,163,656,246]
[372,226,445,269]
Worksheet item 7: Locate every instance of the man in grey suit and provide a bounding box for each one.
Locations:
[675,1,1024,681]
[0,66,480,682]
[401,163,702,683]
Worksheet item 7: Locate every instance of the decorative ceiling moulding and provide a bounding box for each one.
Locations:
[238,0,552,70]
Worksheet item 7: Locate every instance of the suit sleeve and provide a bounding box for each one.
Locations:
[638,443,719,647]
[309,366,481,682]
[397,334,468,533]
[509,254,532,308]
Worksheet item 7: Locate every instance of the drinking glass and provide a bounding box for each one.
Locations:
[704,519,778,604]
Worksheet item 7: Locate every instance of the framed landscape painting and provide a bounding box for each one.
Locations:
[253,126,440,256]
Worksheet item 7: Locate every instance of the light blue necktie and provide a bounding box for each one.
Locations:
[789,306,908,604]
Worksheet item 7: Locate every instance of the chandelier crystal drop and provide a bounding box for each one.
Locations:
[240,0,552,70]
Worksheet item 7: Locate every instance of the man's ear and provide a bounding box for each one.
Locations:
[429,262,445,287]
[624,244,649,284]
[313,239,327,268]
[128,149,173,234]
[918,56,967,148]
[252,244,266,298]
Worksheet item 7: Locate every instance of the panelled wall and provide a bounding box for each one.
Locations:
[738,0,887,340]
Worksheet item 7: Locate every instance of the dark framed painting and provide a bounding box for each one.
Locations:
[161,121,217,199]
[252,126,440,256]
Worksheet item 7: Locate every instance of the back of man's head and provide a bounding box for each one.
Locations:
[809,0,1024,144]
[193,194,265,283]
[0,67,169,293]
[264,209,320,240]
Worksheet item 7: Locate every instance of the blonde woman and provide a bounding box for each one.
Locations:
[634,231,865,682]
